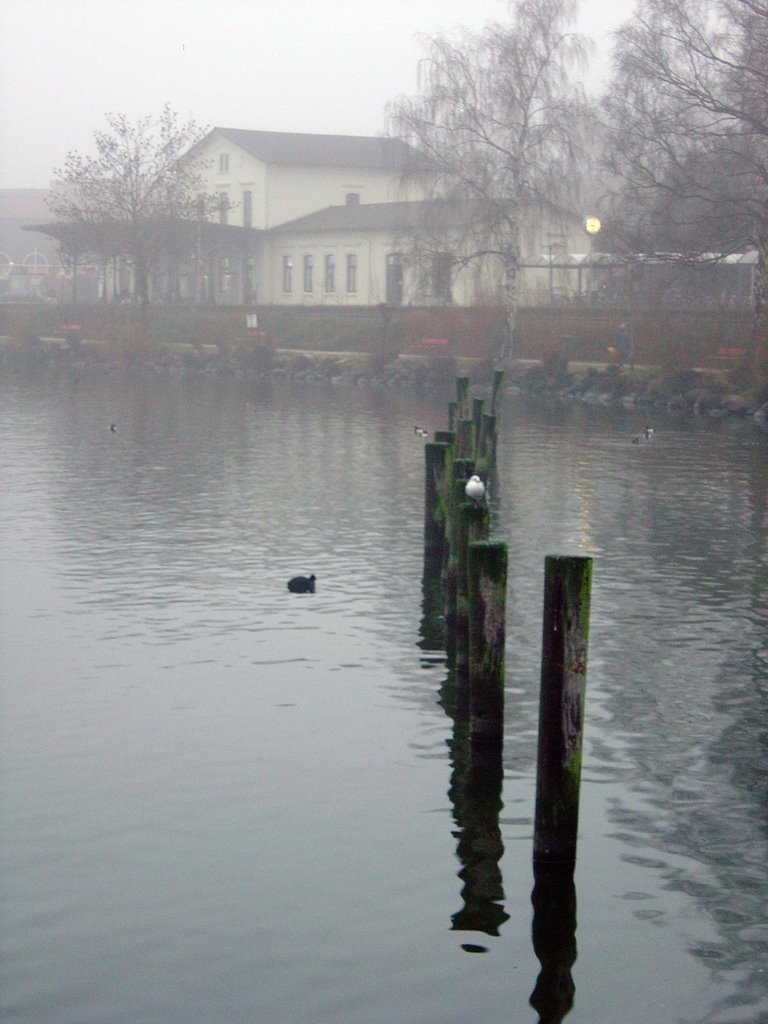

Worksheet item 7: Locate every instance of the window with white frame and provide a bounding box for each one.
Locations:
[218,193,229,225]
[219,153,229,173]
[303,255,314,292]
[242,191,252,228]
[325,254,335,292]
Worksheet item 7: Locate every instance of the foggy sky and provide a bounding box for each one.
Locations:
[0,0,635,191]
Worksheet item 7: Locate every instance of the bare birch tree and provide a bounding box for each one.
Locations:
[603,0,768,374]
[390,0,591,365]
[47,105,215,321]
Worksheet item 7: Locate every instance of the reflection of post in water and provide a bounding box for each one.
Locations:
[530,863,577,1024]
[448,734,510,944]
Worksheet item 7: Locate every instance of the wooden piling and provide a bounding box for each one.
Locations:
[456,419,476,460]
[455,501,491,677]
[448,401,459,431]
[468,541,508,747]
[424,442,450,568]
[472,398,484,457]
[434,430,456,446]
[490,369,505,416]
[533,555,593,866]
[456,376,470,419]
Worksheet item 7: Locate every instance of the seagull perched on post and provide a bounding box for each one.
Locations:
[465,475,486,501]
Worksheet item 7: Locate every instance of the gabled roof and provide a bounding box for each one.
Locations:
[206,128,428,172]
[272,200,458,233]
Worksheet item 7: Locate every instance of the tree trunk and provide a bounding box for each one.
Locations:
[500,243,519,370]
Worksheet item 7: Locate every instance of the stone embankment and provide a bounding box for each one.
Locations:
[3,338,767,427]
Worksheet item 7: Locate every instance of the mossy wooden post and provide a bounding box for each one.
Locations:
[455,501,491,678]
[468,541,508,747]
[490,369,505,416]
[444,460,474,656]
[456,376,470,419]
[456,419,476,460]
[472,398,484,459]
[434,430,455,446]
[533,555,593,866]
[476,413,496,479]
[424,442,450,569]
[448,401,459,431]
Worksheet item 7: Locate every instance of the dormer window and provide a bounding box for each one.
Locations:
[219,153,229,173]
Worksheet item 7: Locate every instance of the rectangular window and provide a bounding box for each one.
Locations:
[242,190,252,228]
[303,255,314,293]
[218,193,229,225]
[219,256,231,292]
[219,153,229,173]
[282,255,293,293]
[324,254,335,293]
[345,192,360,205]
[346,253,358,294]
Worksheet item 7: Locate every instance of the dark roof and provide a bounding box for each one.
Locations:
[209,128,428,172]
[272,200,458,233]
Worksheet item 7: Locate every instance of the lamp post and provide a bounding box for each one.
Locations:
[584,216,601,304]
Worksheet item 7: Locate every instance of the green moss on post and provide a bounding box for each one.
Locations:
[424,442,450,568]
[490,369,505,416]
[472,398,484,458]
[456,376,470,419]
[468,541,508,747]
[533,555,593,866]
[434,430,455,446]
[448,401,459,431]
[456,419,476,460]
[455,501,492,678]
[476,413,496,479]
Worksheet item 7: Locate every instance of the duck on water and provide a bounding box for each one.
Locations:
[287,574,316,593]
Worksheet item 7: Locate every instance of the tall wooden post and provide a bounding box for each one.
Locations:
[533,555,593,866]
[456,419,476,460]
[456,376,470,419]
[455,501,491,678]
[468,541,508,747]
[424,442,450,568]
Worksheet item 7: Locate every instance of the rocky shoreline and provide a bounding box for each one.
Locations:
[3,339,767,428]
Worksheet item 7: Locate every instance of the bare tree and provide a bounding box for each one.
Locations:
[47,105,216,321]
[390,0,592,364]
[603,0,768,372]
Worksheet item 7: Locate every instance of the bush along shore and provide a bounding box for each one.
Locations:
[2,333,767,428]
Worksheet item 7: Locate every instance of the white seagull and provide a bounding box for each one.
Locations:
[465,475,486,500]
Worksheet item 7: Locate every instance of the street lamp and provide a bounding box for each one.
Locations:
[584,216,601,303]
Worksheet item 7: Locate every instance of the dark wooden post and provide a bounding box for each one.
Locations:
[455,501,491,677]
[472,398,484,458]
[448,401,459,431]
[533,555,593,866]
[456,376,470,419]
[490,369,505,416]
[468,540,508,747]
[456,419,476,460]
[424,442,450,568]
[434,430,456,446]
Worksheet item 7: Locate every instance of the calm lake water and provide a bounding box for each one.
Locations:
[1,364,766,1024]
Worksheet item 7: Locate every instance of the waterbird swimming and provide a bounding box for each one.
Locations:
[465,475,486,500]
[287,574,316,593]
[414,426,429,437]
[110,423,117,433]
[644,424,654,439]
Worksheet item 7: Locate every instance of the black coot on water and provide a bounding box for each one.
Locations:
[288,574,316,593]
